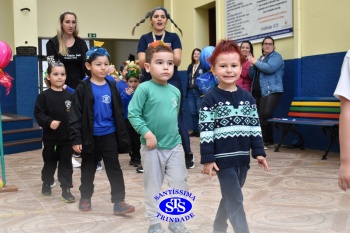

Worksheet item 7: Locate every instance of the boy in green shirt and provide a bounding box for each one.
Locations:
[128,41,189,233]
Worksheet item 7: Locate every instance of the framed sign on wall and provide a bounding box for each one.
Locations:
[226,0,293,43]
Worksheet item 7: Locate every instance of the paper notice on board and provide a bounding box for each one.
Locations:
[226,0,293,43]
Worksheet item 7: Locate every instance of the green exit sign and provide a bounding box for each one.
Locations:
[88,33,96,38]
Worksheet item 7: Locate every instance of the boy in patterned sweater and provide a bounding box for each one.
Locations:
[199,40,269,233]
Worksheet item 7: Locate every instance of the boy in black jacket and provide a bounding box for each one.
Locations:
[69,46,135,215]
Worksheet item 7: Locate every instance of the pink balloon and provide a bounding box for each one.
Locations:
[0,40,12,69]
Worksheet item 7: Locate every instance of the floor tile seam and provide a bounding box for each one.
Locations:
[246,203,342,212]
[269,174,339,182]
[246,186,340,193]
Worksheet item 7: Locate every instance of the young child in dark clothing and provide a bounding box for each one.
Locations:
[199,40,269,233]
[34,61,75,203]
[69,46,135,215]
[120,61,142,169]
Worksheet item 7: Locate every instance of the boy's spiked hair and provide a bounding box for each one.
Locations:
[208,40,245,67]
[145,41,172,63]
[85,46,110,63]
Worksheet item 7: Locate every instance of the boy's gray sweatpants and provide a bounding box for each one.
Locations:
[141,144,189,225]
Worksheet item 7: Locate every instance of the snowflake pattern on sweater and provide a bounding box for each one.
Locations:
[199,86,266,168]
[200,100,261,142]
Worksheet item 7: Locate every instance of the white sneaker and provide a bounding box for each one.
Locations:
[96,163,102,171]
[72,157,81,168]
[50,181,56,188]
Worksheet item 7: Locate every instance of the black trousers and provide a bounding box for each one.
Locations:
[79,132,125,203]
[253,92,282,144]
[41,144,73,188]
[125,119,141,160]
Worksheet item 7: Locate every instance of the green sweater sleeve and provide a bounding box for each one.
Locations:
[128,86,150,137]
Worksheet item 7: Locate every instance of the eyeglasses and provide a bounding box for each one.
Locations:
[263,43,273,46]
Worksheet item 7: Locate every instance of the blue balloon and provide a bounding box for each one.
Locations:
[200,46,215,70]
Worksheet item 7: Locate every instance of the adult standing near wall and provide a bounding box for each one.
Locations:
[237,41,254,92]
[46,11,88,168]
[187,48,208,137]
[132,7,195,169]
[247,36,284,149]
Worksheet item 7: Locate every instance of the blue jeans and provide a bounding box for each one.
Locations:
[214,166,250,233]
[187,88,201,132]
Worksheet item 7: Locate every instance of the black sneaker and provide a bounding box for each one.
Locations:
[133,159,141,167]
[79,198,91,211]
[42,183,51,196]
[185,152,195,169]
[62,188,75,203]
[129,157,135,166]
[113,201,135,215]
[136,166,144,173]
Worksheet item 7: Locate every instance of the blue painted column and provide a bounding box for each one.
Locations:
[14,55,38,118]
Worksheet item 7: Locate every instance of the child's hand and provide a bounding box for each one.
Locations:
[73,144,82,154]
[338,163,350,191]
[126,87,134,95]
[202,162,219,180]
[50,120,61,130]
[257,156,269,172]
[247,53,257,65]
[144,131,157,149]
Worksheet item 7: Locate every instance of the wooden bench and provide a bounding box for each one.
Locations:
[268,97,340,160]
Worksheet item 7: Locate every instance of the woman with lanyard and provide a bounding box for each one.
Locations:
[187,48,208,137]
[47,11,88,168]
[132,7,195,169]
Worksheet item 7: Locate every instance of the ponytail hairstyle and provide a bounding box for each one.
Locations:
[57,11,79,56]
[131,7,183,36]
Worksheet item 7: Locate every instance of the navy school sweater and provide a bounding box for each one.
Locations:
[199,86,266,169]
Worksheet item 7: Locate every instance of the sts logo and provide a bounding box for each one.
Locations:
[155,189,195,222]
[159,198,192,215]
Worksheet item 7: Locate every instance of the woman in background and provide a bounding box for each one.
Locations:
[237,41,253,92]
[248,36,284,149]
[187,48,208,137]
[132,7,195,169]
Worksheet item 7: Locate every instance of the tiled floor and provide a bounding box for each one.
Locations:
[0,137,349,233]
